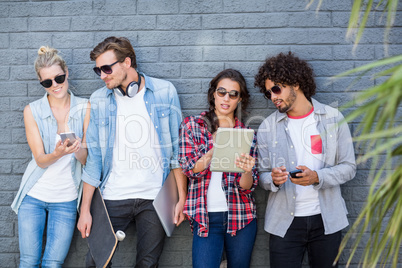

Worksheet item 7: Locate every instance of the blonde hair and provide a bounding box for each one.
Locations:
[34,46,67,80]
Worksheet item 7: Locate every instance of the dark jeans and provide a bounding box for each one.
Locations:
[269,214,342,268]
[192,212,257,268]
[86,199,165,268]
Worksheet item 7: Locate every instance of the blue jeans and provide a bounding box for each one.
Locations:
[192,212,257,268]
[85,198,165,268]
[269,214,342,268]
[18,195,77,268]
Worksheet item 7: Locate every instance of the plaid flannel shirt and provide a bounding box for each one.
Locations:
[179,112,258,237]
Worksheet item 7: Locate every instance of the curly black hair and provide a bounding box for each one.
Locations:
[254,52,316,101]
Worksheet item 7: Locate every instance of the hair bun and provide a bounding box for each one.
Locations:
[37,46,58,56]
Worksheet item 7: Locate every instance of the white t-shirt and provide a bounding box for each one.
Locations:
[287,108,323,216]
[207,172,228,212]
[102,88,163,200]
[28,134,77,202]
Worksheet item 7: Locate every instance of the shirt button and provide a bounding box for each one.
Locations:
[150,113,152,116]
[330,135,333,137]
[291,212,294,216]
[293,196,296,199]
[290,145,294,149]
[285,128,288,131]
[162,113,164,116]
[291,161,294,164]
[155,126,158,129]
[146,101,148,104]
[275,141,278,144]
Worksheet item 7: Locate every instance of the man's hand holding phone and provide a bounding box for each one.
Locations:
[289,165,319,186]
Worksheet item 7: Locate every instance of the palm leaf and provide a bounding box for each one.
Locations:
[308,1,401,267]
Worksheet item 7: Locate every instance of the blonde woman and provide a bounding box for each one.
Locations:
[11,46,90,267]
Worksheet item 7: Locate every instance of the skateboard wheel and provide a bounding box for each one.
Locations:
[116,230,126,241]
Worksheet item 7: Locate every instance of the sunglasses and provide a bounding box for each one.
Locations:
[216,87,240,100]
[40,74,66,88]
[264,85,282,99]
[93,60,120,76]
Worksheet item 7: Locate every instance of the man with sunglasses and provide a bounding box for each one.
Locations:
[77,36,188,267]
[254,52,356,268]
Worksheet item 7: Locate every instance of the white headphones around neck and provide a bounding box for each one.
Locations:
[114,70,143,98]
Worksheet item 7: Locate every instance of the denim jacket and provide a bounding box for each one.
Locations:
[11,92,88,214]
[82,73,182,191]
[257,98,356,237]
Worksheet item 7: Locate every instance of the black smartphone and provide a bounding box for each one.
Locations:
[289,169,302,178]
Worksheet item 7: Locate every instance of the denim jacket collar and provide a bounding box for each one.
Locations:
[311,98,326,115]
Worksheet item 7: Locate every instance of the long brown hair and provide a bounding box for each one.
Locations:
[203,69,250,133]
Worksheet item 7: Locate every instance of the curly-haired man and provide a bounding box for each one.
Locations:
[255,52,356,268]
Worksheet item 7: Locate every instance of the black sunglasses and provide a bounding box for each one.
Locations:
[40,74,66,88]
[93,60,120,76]
[264,85,282,99]
[216,87,240,100]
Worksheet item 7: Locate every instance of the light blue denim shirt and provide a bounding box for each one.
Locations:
[11,92,88,214]
[257,98,356,237]
[82,73,182,191]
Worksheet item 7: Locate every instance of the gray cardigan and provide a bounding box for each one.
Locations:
[257,98,356,237]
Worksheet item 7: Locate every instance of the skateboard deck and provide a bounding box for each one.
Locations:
[87,188,118,268]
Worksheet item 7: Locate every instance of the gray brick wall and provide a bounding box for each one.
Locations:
[1,0,401,267]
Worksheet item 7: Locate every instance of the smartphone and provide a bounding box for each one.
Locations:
[289,169,302,178]
[60,132,77,146]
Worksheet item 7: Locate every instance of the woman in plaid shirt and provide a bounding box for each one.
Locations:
[179,69,258,268]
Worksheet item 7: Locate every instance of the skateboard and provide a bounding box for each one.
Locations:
[87,188,125,268]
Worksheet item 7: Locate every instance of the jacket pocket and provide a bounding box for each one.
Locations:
[157,108,170,133]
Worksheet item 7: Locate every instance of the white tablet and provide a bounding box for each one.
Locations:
[210,128,254,173]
